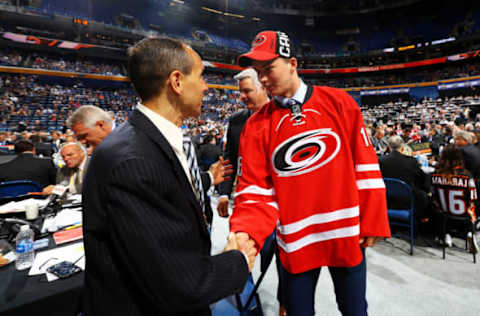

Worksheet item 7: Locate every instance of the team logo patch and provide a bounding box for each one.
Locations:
[237,156,242,177]
[272,129,341,177]
[252,35,266,47]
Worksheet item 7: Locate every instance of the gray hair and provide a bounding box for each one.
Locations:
[234,68,262,90]
[388,135,404,151]
[60,141,87,155]
[455,130,474,144]
[67,105,112,129]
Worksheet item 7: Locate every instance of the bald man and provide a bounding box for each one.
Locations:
[42,142,89,195]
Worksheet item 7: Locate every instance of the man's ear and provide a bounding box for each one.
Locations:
[289,57,298,73]
[168,70,184,95]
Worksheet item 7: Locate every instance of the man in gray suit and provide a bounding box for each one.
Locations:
[42,142,89,195]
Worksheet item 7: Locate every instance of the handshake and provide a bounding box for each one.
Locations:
[224,232,257,271]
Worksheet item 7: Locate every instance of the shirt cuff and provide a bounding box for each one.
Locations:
[207,171,214,188]
[240,251,249,267]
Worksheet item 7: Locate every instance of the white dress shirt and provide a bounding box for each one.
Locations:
[136,103,193,185]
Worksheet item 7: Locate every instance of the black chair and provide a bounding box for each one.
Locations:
[440,212,477,264]
[0,180,43,199]
[384,178,415,255]
[211,232,277,316]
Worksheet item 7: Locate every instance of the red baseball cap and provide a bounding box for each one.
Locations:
[237,31,293,67]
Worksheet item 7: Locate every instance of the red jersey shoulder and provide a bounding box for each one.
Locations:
[311,86,359,110]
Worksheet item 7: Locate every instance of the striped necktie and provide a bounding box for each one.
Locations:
[182,136,206,219]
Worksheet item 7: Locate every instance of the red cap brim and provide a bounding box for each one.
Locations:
[237,50,279,67]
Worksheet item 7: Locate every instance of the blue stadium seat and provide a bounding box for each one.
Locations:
[384,178,415,255]
[0,180,43,199]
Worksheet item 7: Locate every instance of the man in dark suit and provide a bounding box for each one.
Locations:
[454,130,480,179]
[217,68,268,217]
[198,133,222,171]
[30,133,54,157]
[379,135,431,220]
[50,131,63,153]
[82,37,255,316]
[0,139,56,188]
[67,105,113,152]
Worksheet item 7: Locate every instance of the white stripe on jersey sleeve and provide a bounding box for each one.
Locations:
[357,178,385,190]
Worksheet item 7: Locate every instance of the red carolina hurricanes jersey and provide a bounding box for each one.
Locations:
[230,86,391,273]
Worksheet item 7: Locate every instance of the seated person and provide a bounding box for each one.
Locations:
[30,133,54,157]
[370,126,389,156]
[0,139,56,189]
[198,134,221,171]
[431,144,478,252]
[379,135,431,221]
[42,142,89,195]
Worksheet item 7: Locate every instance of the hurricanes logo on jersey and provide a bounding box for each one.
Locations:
[272,129,341,177]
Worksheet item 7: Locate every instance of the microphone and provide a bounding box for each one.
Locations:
[43,185,68,214]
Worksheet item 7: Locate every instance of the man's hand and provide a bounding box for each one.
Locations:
[224,232,257,271]
[359,236,383,248]
[235,232,257,271]
[224,232,239,252]
[217,197,229,218]
[210,156,233,185]
[41,185,54,195]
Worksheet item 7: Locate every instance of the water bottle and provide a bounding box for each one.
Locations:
[15,225,35,271]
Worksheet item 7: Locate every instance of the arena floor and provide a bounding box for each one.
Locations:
[209,196,480,316]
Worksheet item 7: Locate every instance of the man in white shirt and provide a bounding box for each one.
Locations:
[81,37,255,316]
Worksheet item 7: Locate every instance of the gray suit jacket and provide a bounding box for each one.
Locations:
[56,156,90,193]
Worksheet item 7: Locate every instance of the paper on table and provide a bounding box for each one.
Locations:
[0,198,50,214]
[28,241,85,282]
[67,194,82,203]
[53,208,83,228]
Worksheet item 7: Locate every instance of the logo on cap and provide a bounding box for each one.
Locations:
[252,35,267,47]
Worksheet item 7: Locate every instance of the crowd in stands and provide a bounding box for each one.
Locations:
[0,74,136,132]
[0,48,126,76]
[0,73,244,135]
[4,47,480,90]
[30,52,125,76]
[306,61,480,88]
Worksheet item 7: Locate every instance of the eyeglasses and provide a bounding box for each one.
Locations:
[39,257,58,270]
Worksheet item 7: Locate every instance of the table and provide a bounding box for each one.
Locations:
[0,217,84,315]
[0,233,84,316]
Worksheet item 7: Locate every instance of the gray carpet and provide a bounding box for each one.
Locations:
[210,196,480,316]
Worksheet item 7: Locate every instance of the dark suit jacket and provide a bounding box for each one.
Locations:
[82,109,248,316]
[198,143,221,171]
[218,109,252,197]
[379,150,430,216]
[461,144,480,179]
[34,142,54,157]
[0,153,56,188]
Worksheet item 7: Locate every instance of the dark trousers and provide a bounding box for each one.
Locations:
[262,232,285,305]
[280,248,367,316]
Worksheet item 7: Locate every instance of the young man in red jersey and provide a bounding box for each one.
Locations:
[230,30,391,316]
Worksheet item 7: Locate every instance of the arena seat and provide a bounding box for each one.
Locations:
[384,178,415,255]
[0,180,43,199]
